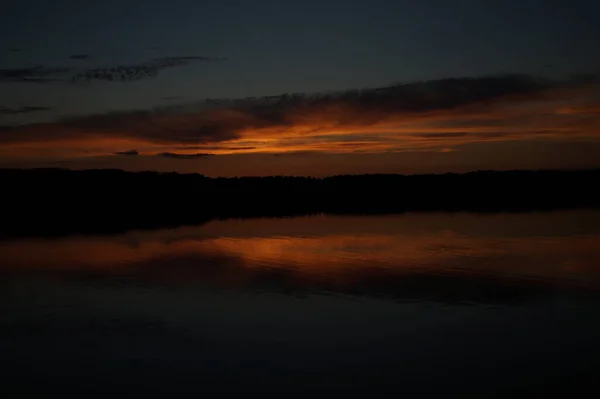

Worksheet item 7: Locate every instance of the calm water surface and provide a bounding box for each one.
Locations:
[2,211,600,396]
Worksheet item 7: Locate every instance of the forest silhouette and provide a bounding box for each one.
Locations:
[3,167,600,238]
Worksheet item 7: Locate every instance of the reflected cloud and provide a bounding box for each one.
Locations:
[2,212,600,304]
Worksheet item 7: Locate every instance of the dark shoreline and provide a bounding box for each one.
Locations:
[3,167,600,239]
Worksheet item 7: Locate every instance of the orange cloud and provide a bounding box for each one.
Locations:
[556,105,600,115]
[1,74,599,160]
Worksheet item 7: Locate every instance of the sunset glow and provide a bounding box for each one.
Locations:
[2,76,599,175]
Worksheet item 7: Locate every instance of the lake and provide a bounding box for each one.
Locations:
[2,210,600,396]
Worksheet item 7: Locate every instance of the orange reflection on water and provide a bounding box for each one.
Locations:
[2,212,600,291]
[200,233,600,286]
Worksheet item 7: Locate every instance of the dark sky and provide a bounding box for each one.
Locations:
[1,0,600,175]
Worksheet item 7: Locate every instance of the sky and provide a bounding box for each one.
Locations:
[1,0,600,176]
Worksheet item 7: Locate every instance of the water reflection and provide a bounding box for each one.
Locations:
[3,211,600,395]
[2,210,600,304]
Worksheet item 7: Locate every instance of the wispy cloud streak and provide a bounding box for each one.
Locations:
[0,55,224,83]
[0,105,52,115]
[1,73,598,158]
[157,152,214,159]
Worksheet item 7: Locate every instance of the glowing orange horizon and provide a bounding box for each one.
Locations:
[1,81,599,161]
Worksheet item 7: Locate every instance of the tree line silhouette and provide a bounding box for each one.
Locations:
[2,168,600,238]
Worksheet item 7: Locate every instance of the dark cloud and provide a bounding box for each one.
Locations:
[50,107,242,144]
[0,55,224,83]
[161,96,183,101]
[0,105,52,115]
[78,74,562,138]
[417,132,471,138]
[152,55,227,65]
[416,132,519,139]
[69,54,92,60]
[114,150,139,156]
[173,146,257,151]
[0,66,71,83]
[308,133,390,142]
[8,48,21,52]
[272,150,318,156]
[570,73,599,84]
[157,152,214,159]
[69,55,225,82]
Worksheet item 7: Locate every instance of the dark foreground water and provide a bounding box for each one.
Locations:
[2,211,600,397]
